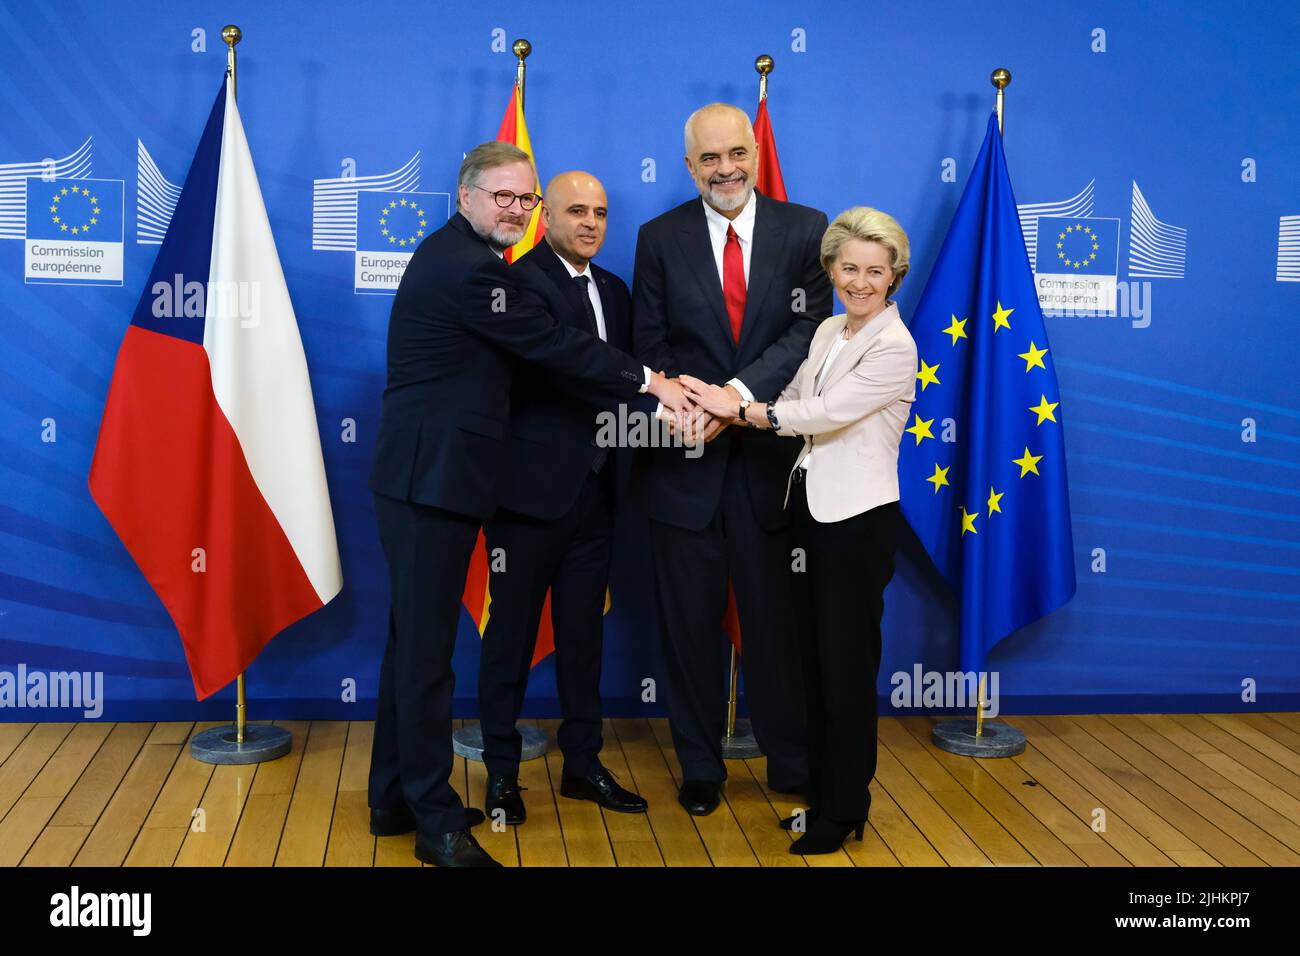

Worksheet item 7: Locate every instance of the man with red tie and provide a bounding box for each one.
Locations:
[630,103,833,814]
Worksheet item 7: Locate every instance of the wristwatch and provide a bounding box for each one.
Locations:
[738,399,751,424]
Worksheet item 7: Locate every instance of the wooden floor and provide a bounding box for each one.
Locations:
[1,714,1299,867]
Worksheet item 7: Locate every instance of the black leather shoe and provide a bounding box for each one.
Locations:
[414,829,502,867]
[677,779,721,816]
[561,766,648,813]
[485,774,527,825]
[370,804,485,835]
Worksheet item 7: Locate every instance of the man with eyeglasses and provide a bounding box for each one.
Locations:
[630,103,833,815]
[367,141,689,867]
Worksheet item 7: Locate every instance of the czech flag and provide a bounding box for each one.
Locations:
[89,76,342,700]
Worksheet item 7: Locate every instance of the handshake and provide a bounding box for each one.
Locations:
[647,371,750,446]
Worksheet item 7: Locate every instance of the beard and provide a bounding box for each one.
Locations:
[474,214,528,251]
[489,220,527,249]
[705,173,753,211]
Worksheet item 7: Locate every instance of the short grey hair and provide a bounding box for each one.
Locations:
[457,141,532,210]
[820,207,911,296]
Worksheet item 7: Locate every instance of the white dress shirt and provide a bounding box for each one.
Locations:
[701,192,759,402]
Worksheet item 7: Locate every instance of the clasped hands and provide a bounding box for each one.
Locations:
[647,371,748,445]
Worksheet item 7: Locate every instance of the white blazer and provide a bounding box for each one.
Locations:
[771,302,918,523]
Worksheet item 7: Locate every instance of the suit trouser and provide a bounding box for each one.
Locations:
[368,491,479,838]
[648,444,808,790]
[788,472,898,821]
[479,467,614,779]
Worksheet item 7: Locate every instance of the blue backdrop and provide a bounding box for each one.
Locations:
[1,0,1297,720]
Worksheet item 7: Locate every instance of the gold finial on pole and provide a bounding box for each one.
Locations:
[222,24,241,99]
[990,67,1011,134]
[755,54,774,101]
[513,38,532,112]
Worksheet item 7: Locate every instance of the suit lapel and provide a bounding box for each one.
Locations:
[737,191,784,354]
[529,241,591,331]
[820,304,902,392]
[677,203,734,348]
[805,316,845,394]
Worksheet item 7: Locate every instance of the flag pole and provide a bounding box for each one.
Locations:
[976,67,1009,742]
[718,55,779,764]
[189,23,292,766]
[931,66,1025,760]
[224,23,247,748]
[513,38,531,110]
[450,37,551,767]
[991,67,1010,135]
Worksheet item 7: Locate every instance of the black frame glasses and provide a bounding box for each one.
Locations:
[475,185,542,211]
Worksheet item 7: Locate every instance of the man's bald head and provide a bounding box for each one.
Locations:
[683,103,756,157]
[541,170,609,269]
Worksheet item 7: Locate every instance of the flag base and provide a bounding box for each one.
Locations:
[190,724,292,765]
[931,719,1026,758]
[721,718,762,759]
[452,723,548,762]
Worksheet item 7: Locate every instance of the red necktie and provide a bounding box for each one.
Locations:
[723,224,747,343]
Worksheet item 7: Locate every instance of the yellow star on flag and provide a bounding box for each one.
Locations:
[916,359,940,391]
[926,463,950,493]
[942,314,967,345]
[987,486,1003,516]
[960,506,978,536]
[992,301,1013,332]
[905,415,935,445]
[1013,447,1043,477]
[1018,341,1048,371]
[1029,394,1059,425]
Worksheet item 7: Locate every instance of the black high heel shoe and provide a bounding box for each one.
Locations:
[787,816,867,855]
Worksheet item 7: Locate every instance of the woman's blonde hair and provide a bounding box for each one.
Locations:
[820,207,910,296]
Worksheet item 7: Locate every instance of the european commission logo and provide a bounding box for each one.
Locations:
[25,177,124,287]
[354,189,446,294]
[1018,178,1186,317]
[311,152,450,294]
[1033,216,1120,316]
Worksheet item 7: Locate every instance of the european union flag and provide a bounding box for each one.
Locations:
[25,177,124,242]
[898,113,1076,674]
[356,189,438,252]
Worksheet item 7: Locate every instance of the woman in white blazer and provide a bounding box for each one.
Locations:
[681,207,917,855]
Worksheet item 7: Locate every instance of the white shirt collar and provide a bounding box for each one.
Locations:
[701,188,757,244]
[551,242,592,279]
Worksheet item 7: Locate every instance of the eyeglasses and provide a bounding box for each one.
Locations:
[475,186,542,211]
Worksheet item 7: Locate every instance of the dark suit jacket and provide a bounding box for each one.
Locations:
[496,238,651,520]
[631,190,833,531]
[369,213,645,520]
